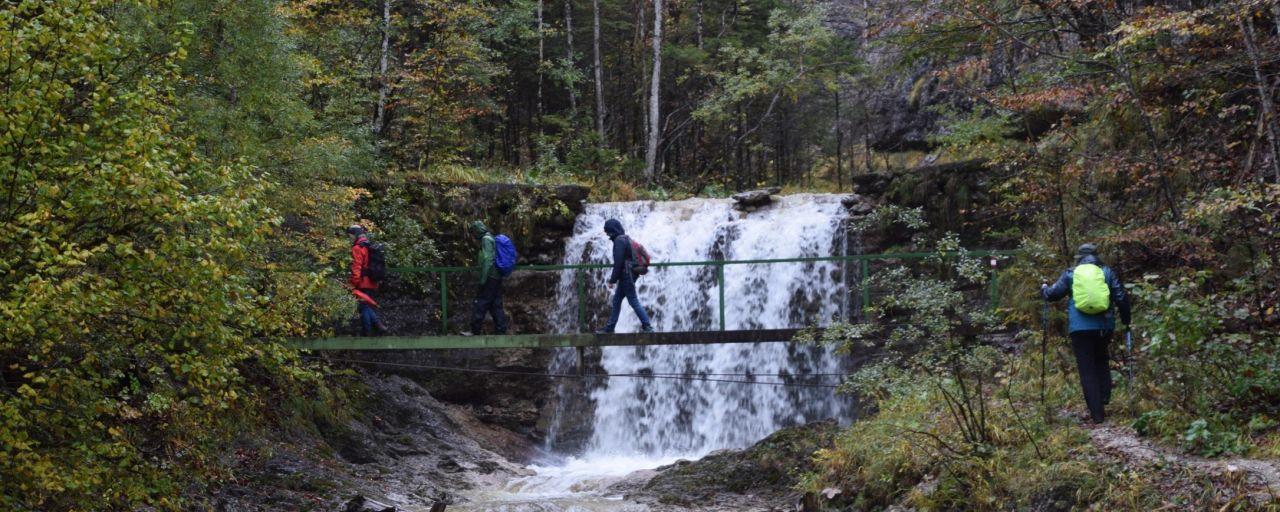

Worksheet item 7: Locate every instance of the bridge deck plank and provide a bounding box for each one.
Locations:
[293,329,806,351]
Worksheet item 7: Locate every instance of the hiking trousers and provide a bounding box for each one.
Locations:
[1069,329,1114,423]
[356,288,382,336]
[605,277,652,331]
[471,276,508,334]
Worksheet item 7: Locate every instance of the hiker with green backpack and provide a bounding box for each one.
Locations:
[1041,243,1132,424]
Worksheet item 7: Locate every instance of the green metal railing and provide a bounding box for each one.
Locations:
[394,249,1018,334]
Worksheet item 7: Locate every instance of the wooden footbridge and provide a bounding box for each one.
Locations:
[293,249,1017,352]
[292,328,807,351]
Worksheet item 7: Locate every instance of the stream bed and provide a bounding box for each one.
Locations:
[452,456,678,511]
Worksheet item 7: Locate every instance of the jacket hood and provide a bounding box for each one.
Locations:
[470,220,489,238]
[1076,254,1102,265]
[603,219,625,239]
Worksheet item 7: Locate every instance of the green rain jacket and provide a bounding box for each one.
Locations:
[471,221,496,283]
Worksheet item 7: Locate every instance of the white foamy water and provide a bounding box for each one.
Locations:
[471,195,855,509]
[459,456,675,511]
[507,455,683,495]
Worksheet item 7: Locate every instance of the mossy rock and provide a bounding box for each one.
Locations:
[641,420,838,502]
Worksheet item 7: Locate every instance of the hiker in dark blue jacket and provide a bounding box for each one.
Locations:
[1042,243,1132,424]
[597,219,655,333]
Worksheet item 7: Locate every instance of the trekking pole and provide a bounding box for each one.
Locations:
[1125,329,1134,387]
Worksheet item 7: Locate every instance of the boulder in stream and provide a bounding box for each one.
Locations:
[623,420,838,510]
[731,187,781,210]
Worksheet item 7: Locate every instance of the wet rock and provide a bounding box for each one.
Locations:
[348,347,554,443]
[437,456,464,473]
[329,421,384,465]
[630,420,839,510]
[850,172,893,196]
[345,495,397,512]
[732,187,782,209]
[209,372,528,511]
[841,193,874,215]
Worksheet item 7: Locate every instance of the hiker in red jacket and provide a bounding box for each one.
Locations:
[347,225,388,336]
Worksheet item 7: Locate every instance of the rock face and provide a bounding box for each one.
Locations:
[211,373,531,511]
[333,347,557,443]
[841,193,875,215]
[622,420,838,510]
[850,159,1004,249]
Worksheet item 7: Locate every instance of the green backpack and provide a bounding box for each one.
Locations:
[1072,263,1110,315]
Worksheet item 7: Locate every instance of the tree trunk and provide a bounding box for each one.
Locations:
[564,0,577,113]
[835,88,843,191]
[592,0,606,144]
[372,0,392,136]
[632,0,646,153]
[537,0,545,120]
[1241,14,1280,183]
[643,0,663,178]
[1271,3,1280,36]
[695,0,704,49]
[860,0,873,175]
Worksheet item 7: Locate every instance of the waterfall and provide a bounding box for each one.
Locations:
[546,194,854,459]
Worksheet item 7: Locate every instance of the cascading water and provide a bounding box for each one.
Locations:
[468,194,856,508]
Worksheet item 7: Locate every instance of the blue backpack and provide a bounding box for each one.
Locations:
[494,234,518,277]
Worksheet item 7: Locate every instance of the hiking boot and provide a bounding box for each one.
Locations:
[373,321,390,336]
[641,325,656,333]
[459,331,475,337]
[594,328,614,334]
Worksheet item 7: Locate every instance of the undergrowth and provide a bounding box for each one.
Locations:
[799,208,1279,510]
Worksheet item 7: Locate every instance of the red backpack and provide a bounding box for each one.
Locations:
[629,238,651,275]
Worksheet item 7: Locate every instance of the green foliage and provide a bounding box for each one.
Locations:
[1127,269,1280,456]
[692,5,849,123]
[0,2,333,508]
[358,188,443,293]
[929,105,1018,157]
[806,216,1025,504]
[800,214,1245,509]
[803,343,1176,510]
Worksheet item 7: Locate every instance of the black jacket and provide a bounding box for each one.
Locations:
[604,218,633,284]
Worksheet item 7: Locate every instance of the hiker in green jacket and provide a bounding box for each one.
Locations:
[464,221,508,335]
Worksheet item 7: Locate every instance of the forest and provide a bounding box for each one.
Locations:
[3,0,1280,509]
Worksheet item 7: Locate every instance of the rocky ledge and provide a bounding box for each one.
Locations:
[613,420,838,511]
[210,373,534,511]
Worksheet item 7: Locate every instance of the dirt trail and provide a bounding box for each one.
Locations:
[1089,424,1280,505]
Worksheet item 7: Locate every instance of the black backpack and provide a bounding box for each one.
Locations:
[363,241,388,282]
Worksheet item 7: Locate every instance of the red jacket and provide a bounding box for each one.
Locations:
[350,236,378,290]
